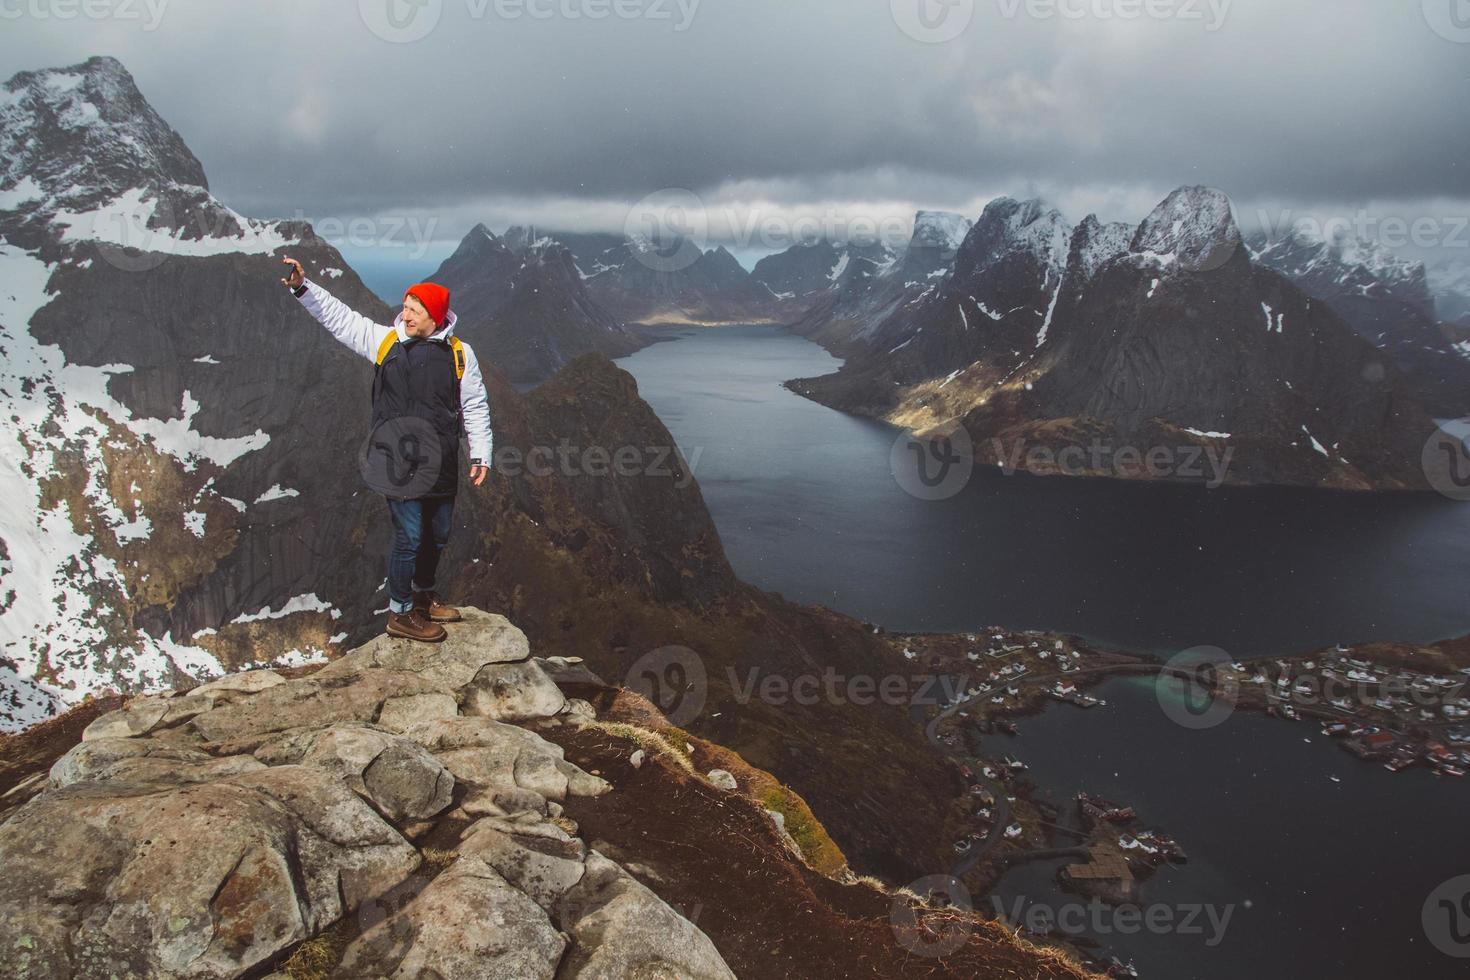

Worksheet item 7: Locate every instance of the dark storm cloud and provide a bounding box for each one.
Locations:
[1,0,1466,245]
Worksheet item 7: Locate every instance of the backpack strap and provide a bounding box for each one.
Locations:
[448,336,466,380]
[374,331,399,366]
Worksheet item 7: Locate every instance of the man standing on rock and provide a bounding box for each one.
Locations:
[280,256,493,644]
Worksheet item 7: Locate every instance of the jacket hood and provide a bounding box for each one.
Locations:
[392,307,458,343]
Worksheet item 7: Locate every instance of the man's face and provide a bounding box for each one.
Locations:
[402,295,436,338]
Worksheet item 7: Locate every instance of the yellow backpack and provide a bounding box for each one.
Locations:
[374,332,466,379]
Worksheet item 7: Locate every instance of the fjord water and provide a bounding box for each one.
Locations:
[988,674,1470,980]
[619,323,1470,659]
[619,323,1470,980]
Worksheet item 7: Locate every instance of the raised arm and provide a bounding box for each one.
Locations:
[280,256,392,361]
[458,341,494,484]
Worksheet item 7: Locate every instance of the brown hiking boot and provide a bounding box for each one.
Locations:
[414,590,462,623]
[386,608,447,642]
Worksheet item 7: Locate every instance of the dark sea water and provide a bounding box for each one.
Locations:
[617,323,1470,980]
[619,323,1470,660]
[986,675,1470,980]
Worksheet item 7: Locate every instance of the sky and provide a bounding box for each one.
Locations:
[2,0,1468,275]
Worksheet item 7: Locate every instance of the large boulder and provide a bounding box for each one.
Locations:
[252,724,455,825]
[50,737,265,789]
[555,849,736,979]
[336,857,567,980]
[0,609,733,980]
[408,717,610,818]
[463,658,567,722]
[314,608,532,690]
[0,766,419,979]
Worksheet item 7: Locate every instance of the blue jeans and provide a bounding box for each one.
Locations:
[386,496,454,614]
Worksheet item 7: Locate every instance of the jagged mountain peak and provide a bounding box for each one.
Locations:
[1068,214,1135,281]
[502,223,565,253]
[1249,224,1431,307]
[956,195,1071,277]
[2,55,207,215]
[909,210,972,252]
[449,222,513,257]
[1131,185,1243,273]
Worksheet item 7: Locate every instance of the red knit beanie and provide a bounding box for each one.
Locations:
[404,281,451,326]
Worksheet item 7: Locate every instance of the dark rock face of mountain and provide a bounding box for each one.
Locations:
[753,238,898,304]
[514,228,781,325]
[752,239,842,299]
[428,225,647,384]
[1250,229,1470,416]
[0,56,407,730]
[789,187,1446,490]
[785,214,969,354]
[793,199,1068,391]
[579,237,781,325]
[439,353,973,881]
[427,222,524,319]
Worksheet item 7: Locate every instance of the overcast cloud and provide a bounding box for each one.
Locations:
[2,0,1467,265]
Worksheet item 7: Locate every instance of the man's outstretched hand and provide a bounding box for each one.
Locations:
[470,463,489,487]
[280,256,305,289]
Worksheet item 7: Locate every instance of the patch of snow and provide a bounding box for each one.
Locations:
[230,593,339,626]
[972,296,1004,321]
[0,245,228,729]
[0,175,46,211]
[1182,427,1232,439]
[51,187,300,256]
[1036,277,1062,347]
[1301,425,1331,457]
[1261,302,1284,333]
[254,483,299,504]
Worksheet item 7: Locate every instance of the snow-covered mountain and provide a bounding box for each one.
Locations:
[1250,227,1470,415]
[799,197,1071,377]
[750,238,897,301]
[1249,226,1433,310]
[784,212,971,353]
[0,56,410,729]
[789,187,1446,491]
[428,224,647,383]
[542,231,782,325]
[1428,258,1470,325]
